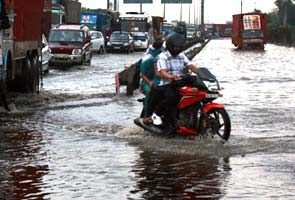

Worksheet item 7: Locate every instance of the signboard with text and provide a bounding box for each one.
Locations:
[161,0,192,3]
[124,0,153,3]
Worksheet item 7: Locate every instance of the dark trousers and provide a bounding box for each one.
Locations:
[145,76,197,125]
[146,84,180,126]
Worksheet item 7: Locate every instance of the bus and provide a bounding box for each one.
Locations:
[163,21,175,37]
[119,12,163,45]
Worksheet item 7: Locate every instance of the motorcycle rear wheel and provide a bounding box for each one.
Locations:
[207,108,231,141]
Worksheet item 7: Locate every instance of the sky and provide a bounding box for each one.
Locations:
[78,0,277,24]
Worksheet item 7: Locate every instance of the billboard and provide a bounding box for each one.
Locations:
[124,0,153,3]
[81,15,97,24]
[161,0,192,3]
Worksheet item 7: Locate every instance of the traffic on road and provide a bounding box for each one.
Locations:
[1,39,295,199]
[1,0,295,199]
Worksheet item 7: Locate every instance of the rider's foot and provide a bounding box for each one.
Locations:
[143,116,153,125]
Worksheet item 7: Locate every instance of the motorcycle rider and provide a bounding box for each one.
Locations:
[140,37,164,123]
[144,33,199,133]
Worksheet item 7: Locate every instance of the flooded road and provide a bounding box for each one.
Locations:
[1,39,295,199]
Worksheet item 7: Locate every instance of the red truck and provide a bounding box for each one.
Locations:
[232,13,267,49]
[1,0,46,94]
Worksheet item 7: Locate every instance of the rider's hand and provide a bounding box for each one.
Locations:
[170,75,178,81]
[149,81,155,88]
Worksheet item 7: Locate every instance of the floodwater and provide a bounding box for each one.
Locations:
[1,39,295,199]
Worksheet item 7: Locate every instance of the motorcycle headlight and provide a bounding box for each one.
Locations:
[72,49,82,55]
[107,41,111,46]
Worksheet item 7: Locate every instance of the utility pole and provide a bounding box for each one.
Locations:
[189,3,191,24]
[107,0,110,10]
[180,3,182,21]
[193,0,196,25]
[240,0,243,13]
[140,3,142,13]
[163,3,166,19]
[201,0,204,25]
[114,0,117,11]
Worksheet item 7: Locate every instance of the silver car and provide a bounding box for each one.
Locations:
[132,32,149,50]
[90,31,105,54]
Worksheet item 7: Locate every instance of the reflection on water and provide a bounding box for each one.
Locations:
[0,128,49,199]
[129,152,231,199]
[1,40,295,199]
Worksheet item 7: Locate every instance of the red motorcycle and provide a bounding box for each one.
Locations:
[134,68,231,141]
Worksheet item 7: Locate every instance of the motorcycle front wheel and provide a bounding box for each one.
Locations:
[206,108,231,141]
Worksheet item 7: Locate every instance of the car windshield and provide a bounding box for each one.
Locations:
[90,31,102,39]
[133,35,146,40]
[110,32,128,41]
[49,30,84,43]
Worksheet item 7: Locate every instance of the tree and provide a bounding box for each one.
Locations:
[267,11,279,24]
[275,0,295,24]
[253,9,262,14]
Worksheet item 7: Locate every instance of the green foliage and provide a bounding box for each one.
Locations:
[267,12,279,25]
[267,1,295,46]
[253,9,262,14]
[267,24,295,46]
[274,0,295,25]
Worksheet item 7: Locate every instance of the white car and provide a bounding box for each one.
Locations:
[40,34,51,73]
[90,31,105,54]
[132,32,149,50]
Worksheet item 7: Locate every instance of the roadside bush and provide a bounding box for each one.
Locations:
[267,24,295,46]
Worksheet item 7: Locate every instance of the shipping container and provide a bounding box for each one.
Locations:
[232,13,267,49]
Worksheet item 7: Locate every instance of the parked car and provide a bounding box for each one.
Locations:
[186,24,197,39]
[132,32,149,50]
[90,30,105,54]
[40,34,51,73]
[106,31,135,53]
[48,24,92,66]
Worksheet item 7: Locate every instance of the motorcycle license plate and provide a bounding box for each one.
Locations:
[206,93,222,98]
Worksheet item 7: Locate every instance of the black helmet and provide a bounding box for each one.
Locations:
[152,36,164,50]
[165,32,185,57]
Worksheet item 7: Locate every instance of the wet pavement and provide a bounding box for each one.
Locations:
[1,39,295,199]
